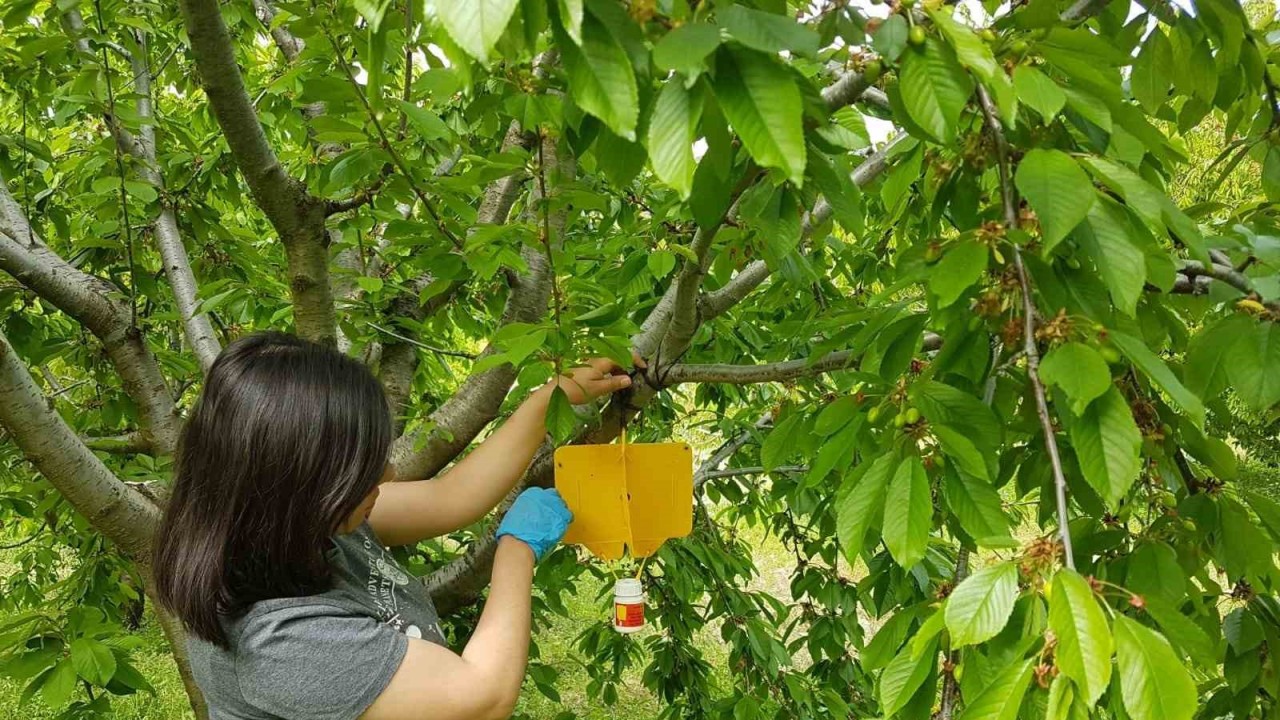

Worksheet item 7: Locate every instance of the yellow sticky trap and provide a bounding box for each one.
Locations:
[554,442,693,560]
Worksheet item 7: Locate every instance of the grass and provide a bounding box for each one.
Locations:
[0,522,798,719]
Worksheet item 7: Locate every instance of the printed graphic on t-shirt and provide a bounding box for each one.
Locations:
[360,536,442,641]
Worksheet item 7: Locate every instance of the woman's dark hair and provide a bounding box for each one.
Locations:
[153,331,392,648]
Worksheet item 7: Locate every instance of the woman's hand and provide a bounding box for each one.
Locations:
[494,488,573,561]
[549,355,646,405]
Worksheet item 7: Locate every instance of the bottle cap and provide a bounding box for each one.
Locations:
[614,578,643,596]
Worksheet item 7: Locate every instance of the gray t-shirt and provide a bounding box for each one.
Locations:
[187,523,447,720]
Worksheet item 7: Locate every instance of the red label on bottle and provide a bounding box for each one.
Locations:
[614,602,644,628]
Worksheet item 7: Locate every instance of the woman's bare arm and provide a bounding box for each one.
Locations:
[359,537,535,720]
[368,359,635,547]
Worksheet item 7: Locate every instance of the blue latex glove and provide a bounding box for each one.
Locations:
[495,488,573,561]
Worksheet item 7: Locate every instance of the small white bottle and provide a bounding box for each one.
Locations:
[613,578,646,634]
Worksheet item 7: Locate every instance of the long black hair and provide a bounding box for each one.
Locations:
[153,331,392,648]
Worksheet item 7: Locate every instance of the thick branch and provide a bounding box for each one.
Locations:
[664,333,942,385]
[0,329,159,558]
[0,182,180,454]
[978,86,1074,569]
[250,0,303,62]
[821,70,888,112]
[379,127,534,412]
[700,133,912,320]
[179,0,335,344]
[391,134,573,482]
[81,431,153,454]
[118,29,221,372]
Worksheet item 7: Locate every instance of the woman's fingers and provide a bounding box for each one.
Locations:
[586,357,625,376]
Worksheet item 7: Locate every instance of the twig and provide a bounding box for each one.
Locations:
[397,0,415,141]
[366,322,475,359]
[977,86,1075,570]
[535,130,564,379]
[325,174,386,215]
[315,10,462,250]
[93,0,139,329]
[699,465,808,480]
[0,523,47,550]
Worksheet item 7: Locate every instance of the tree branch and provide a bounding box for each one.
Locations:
[391,133,573,482]
[116,26,221,372]
[663,333,942,385]
[978,86,1074,569]
[178,0,335,345]
[700,133,912,321]
[0,180,180,454]
[81,431,153,454]
[0,329,160,558]
[250,0,303,63]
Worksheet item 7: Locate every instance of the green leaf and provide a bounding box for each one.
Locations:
[1130,29,1172,113]
[1107,331,1205,427]
[1013,149,1095,254]
[1114,615,1197,720]
[956,657,1034,720]
[544,386,578,443]
[718,5,819,58]
[70,638,116,686]
[355,276,384,293]
[712,46,806,185]
[397,101,452,142]
[933,425,990,483]
[1142,597,1219,669]
[761,414,804,472]
[930,241,988,308]
[943,473,1015,547]
[1013,65,1065,120]
[807,151,864,236]
[556,0,583,44]
[41,659,78,708]
[897,39,974,143]
[646,79,702,199]
[882,455,931,568]
[1125,543,1185,603]
[355,0,392,33]
[1039,342,1112,416]
[1078,157,1207,263]
[1245,490,1280,545]
[1226,320,1280,412]
[1048,569,1113,705]
[1046,675,1090,720]
[652,23,721,81]
[436,0,521,63]
[871,15,908,62]
[1068,386,1141,508]
[122,180,157,203]
[1265,147,1280,203]
[104,658,155,696]
[911,381,1002,454]
[1219,499,1275,580]
[1076,199,1146,316]
[557,10,639,140]
[945,562,1019,647]
[837,453,897,563]
[879,636,938,716]
[929,9,1014,123]
[1185,314,1252,400]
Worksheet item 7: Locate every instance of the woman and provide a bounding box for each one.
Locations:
[153,331,637,719]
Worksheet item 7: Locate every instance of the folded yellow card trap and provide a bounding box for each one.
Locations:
[553,440,694,560]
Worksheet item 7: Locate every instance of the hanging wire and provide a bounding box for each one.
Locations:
[93,0,139,328]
